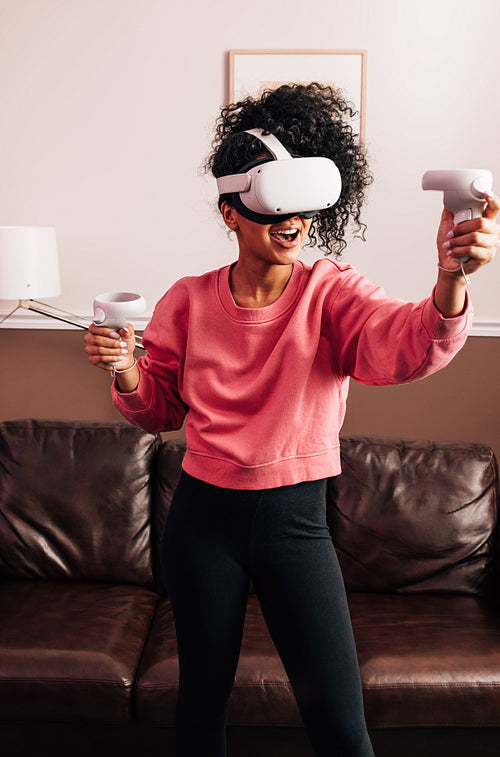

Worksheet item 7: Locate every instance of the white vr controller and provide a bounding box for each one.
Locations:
[93,291,146,361]
[422,168,493,263]
[93,291,146,329]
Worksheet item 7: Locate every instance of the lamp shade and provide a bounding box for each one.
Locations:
[0,226,61,300]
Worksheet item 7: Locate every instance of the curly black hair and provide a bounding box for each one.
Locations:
[204,82,372,257]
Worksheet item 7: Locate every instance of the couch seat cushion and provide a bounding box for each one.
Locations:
[0,581,158,722]
[349,593,500,728]
[135,594,301,726]
[137,591,500,730]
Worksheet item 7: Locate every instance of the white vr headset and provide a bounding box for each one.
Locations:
[216,128,342,224]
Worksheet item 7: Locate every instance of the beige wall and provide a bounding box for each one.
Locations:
[2,329,499,463]
[1,1,499,461]
[2,0,500,324]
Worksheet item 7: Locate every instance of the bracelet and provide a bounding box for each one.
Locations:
[437,262,471,286]
[112,359,137,378]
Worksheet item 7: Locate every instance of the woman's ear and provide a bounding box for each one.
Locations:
[221,201,239,231]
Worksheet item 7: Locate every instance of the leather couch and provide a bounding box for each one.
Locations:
[1,419,499,756]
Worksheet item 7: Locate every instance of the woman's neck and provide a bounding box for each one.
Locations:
[229,261,294,308]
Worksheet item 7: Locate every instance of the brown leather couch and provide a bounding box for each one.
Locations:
[1,419,500,756]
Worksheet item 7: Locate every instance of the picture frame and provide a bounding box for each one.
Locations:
[229,49,367,140]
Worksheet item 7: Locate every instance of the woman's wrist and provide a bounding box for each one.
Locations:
[112,358,137,376]
[434,267,468,317]
[113,358,140,393]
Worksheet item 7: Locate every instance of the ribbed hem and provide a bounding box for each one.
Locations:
[423,289,473,339]
[181,446,341,490]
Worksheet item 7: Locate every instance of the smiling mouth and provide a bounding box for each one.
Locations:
[269,228,300,246]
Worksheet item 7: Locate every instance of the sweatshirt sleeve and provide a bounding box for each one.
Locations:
[111,286,189,433]
[330,270,473,386]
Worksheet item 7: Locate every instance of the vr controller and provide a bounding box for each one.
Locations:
[217,128,342,224]
[422,169,493,262]
[93,291,146,362]
[93,291,146,328]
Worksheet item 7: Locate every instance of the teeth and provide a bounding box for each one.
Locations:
[271,228,299,237]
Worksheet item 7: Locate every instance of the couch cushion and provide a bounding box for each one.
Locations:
[328,437,498,598]
[349,592,500,727]
[133,593,178,724]
[136,591,500,731]
[0,581,158,722]
[0,420,159,586]
[152,440,185,593]
[135,594,301,726]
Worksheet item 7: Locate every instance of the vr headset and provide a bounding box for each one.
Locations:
[216,128,342,224]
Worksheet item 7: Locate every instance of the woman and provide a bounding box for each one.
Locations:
[85,84,499,757]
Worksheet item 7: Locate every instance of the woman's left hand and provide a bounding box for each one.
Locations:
[437,192,500,273]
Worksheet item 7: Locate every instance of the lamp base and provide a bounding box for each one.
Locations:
[0,299,144,349]
[0,302,22,326]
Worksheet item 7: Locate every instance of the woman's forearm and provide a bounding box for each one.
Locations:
[433,268,468,318]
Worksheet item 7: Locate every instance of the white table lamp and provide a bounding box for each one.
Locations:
[0,226,61,300]
[0,226,144,347]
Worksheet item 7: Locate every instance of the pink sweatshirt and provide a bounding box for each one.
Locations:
[112,259,472,489]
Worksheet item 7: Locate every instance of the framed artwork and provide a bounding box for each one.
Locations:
[229,49,367,140]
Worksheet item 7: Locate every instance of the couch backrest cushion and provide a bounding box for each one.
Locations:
[328,436,499,599]
[153,440,186,592]
[0,420,159,586]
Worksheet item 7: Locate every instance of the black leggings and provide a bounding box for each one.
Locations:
[161,472,374,757]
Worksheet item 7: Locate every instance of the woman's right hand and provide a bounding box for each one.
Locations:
[84,323,136,373]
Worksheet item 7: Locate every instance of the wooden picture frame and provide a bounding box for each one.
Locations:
[229,49,367,140]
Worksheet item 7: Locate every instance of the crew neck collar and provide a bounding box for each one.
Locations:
[218,261,305,322]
